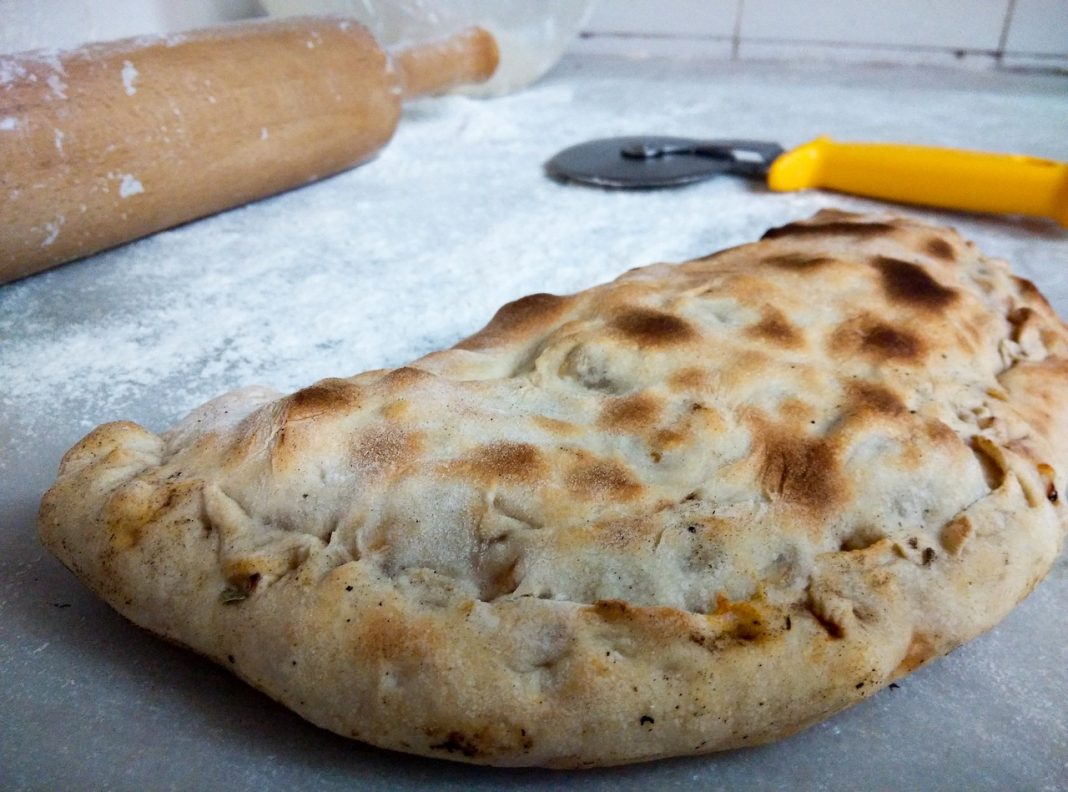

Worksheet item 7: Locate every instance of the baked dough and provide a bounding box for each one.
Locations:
[39,211,1068,767]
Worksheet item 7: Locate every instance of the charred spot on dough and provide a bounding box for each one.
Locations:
[359,607,432,664]
[1014,276,1041,299]
[778,397,818,424]
[924,236,956,261]
[861,323,923,360]
[761,220,897,240]
[461,441,547,484]
[924,418,958,446]
[532,415,580,437]
[426,720,538,758]
[940,514,973,555]
[709,598,775,642]
[381,366,435,389]
[588,517,657,552]
[610,308,697,346]
[1007,305,1035,335]
[429,731,481,758]
[380,399,409,422]
[456,292,571,350]
[811,208,867,221]
[758,427,843,514]
[872,256,957,309]
[1012,275,1054,312]
[849,382,906,415]
[678,401,728,438]
[351,426,423,477]
[652,427,687,452]
[568,458,642,502]
[761,252,836,270]
[747,307,803,348]
[721,349,772,391]
[590,598,631,622]
[668,367,711,392]
[598,393,663,434]
[285,378,361,420]
[104,479,199,551]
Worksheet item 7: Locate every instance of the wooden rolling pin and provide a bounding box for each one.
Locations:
[0,17,498,284]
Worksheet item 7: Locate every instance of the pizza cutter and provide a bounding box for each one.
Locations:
[545,136,1068,226]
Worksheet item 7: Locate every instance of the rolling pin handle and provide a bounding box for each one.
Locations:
[391,27,499,100]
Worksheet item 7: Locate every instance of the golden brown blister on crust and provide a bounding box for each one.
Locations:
[39,211,1068,767]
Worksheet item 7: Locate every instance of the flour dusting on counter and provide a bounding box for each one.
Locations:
[2,58,1066,446]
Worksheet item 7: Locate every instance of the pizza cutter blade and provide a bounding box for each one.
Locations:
[545,135,1068,226]
[544,136,784,189]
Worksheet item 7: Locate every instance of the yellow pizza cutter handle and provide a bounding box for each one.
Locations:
[767,137,1068,226]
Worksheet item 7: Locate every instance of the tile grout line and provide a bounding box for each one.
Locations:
[579,32,1068,60]
[572,37,1068,73]
[731,0,745,61]
[997,0,1019,57]
[579,31,734,42]
[995,0,1019,70]
[740,37,1002,55]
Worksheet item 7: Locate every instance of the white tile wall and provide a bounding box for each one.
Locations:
[579,0,1068,71]
[1004,0,1068,54]
[0,0,262,53]
[574,34,734,60]
[739,0,1008,50]
[585,0,738,38]
[2,0,1066,71]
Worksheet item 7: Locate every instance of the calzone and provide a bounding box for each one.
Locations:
[39,211,1068,767]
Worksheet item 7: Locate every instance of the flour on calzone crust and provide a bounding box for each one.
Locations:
[39,211,1068,767]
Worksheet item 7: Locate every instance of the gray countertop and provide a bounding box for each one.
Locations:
[2,55,1067,790]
